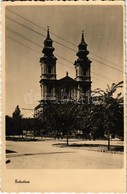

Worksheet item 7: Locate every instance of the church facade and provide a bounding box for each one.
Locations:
[34,27,92,117]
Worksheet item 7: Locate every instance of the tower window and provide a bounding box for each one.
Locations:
[47,87,52,95]
[76,69,78,77]
[48,66,52,74]
[46,86,52,99]
[83,69,86,76]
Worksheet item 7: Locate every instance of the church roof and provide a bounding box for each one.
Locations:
[58,74,76,83]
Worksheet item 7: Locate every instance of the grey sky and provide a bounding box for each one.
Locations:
[5,3,124,117]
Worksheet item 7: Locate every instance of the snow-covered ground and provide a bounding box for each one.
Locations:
[6,139,124,169]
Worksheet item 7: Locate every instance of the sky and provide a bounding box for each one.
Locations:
[5,3,124,117]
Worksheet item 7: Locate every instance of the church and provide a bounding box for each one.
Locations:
[34,27,92,117]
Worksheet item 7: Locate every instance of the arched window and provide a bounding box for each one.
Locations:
[83,68,86,76]
[76,69,78,77]
[64,88,69,99]
[48,87,52,94]
[66,88,69,95]
[48,66,52,74]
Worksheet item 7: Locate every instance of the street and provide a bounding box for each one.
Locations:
[6,139,124,169]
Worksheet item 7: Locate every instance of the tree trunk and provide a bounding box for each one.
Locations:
[83,131,85,140]
[66,130,69,146]
[108,129,110,150]
[40,129,42,140]
[33,128,35,139]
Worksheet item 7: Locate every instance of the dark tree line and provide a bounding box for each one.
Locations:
[6,82,124,149]
[38,81,124,148]
[6,105,22,136]
[6,105,42,137]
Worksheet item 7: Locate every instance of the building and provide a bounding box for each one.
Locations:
[34,27,92,117]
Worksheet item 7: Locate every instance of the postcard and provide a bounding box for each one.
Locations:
[1,1,126,192]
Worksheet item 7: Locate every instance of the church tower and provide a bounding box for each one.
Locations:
[74,31,92,99]
[40,27,57,102]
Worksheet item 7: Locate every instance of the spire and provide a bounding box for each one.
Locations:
[74,31,91,67]
[66,71,69,76]
[40,26,57,64]
[81,30,85,43]
[76,30,89,59]
[47,26,50,40]
[42,26,54,54]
